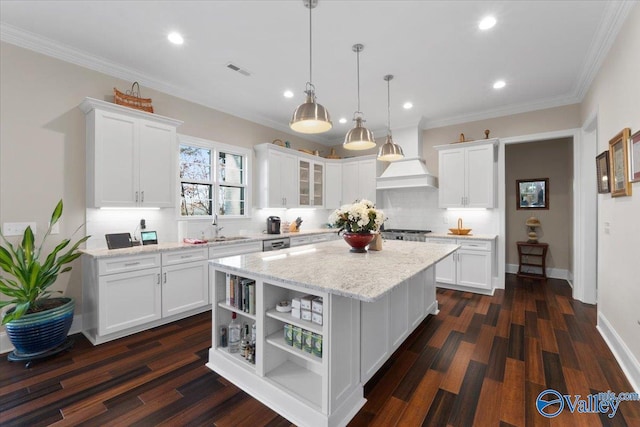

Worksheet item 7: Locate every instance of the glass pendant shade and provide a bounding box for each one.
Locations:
[377,134,405,161]
[344,117,376,150]
[290,90,332,133]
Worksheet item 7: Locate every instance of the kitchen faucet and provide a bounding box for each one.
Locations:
[212,213,224,238]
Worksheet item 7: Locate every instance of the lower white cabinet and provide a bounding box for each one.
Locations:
[290,232,337,247]
[426,237,494,293]
[360,268,436,383]
[161,248,209,317]
[98,266,162,336]
[83,247,211,345]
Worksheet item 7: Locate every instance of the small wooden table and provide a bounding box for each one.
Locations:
[516,241,548,280]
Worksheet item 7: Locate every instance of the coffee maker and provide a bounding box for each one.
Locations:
[267,216,281,234]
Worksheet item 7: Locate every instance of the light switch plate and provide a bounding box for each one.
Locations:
[3,222,37,236]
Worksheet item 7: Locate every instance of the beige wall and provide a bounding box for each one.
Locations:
[505,138,573,270]
[0,42,322,321]
[579,5,640,366]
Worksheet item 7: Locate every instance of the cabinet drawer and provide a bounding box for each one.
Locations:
[311,233,334,243]
[290,235,312,247]
[162,248,208,266]
[209,241,262,258]
[98,253,161,276]
[457,239,491,251]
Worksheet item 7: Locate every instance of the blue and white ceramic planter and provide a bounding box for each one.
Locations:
[5,297,74,356]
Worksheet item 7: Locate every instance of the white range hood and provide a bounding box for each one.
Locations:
[376,125,438,189]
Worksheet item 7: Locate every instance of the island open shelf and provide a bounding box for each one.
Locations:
[206,240,458,427]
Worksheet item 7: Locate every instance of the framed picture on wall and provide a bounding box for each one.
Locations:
[630,129,640,183]
[608,128,632,197]
[596,151,610,193]
[516,178,549,209]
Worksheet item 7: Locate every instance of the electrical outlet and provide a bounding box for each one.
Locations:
[3,222,37,236]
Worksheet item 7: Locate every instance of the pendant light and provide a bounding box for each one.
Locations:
[377,74,405,161]
[290,0,332,134]
[343,44,376,150]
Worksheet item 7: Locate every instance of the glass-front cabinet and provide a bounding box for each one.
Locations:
[298,159,324,207]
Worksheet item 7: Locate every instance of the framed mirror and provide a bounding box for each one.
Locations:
[516,178,549,209]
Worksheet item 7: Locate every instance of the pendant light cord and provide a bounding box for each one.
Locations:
[384,74,394,136]
[309,3,312,86]
[356,48,361,113]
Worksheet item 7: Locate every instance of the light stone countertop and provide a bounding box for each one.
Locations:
[80,228,338,258]
[425,233,498,241]
[209,239,459,302]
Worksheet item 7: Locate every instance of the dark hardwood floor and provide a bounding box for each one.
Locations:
[1,274,638,426]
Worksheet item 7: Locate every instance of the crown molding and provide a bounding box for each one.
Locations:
[572,1,636,101]
[420,95,581,130]
[0,23,329,145]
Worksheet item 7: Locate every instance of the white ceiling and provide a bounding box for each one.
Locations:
[0,1,633,145]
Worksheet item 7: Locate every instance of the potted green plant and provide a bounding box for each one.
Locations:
[0,199,89,361]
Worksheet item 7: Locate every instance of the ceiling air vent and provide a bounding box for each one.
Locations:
[226,62,251,77]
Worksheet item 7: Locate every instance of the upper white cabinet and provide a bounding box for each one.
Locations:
[80,98,182,208]
[342,156,377,204]
[325,161,343,209]
[435,139,498,208]
[299,158,324,207]
[255,144,298,208]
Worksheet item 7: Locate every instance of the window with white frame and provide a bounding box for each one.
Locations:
[179,136,249,218]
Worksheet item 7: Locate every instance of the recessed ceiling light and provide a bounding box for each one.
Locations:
[167,32,184,45]
[403,102,413,110]
[493,80,506,89]
[283,90,294,98]
[339,118,348,124]
[479,16,497,30]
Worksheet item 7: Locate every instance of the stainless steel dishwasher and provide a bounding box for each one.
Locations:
[262,237,290,252]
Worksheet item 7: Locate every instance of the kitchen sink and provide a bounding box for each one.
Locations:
[207,236,250,242]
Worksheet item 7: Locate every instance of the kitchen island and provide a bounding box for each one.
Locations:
[207,239,458,427]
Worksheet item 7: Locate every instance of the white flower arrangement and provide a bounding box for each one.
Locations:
[328,199,385,233]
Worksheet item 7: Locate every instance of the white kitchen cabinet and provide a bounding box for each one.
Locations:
[289,232,336,247]
[435,139,497,208]
[255,144,298,208]
[161,248,209,317]
[209,241,262,258]
[426,237,495,293]
[93,254,162,337]
[324,162,342,209]
[360,268,436,383]
[79,98,182,208]
[299,159,324,207]
[342,156,377,204]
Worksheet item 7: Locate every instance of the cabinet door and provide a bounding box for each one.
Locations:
[162,261,209,317]
[298,159,311,206]
[313,162,324,207]
[457,249,492,290]
[267,150,284,207]
[342,162,359,205]
[435,252,456,284]
[465,144,494,208]
[358,159,377,204]
[93,110,138,207]
[98,268,161,335]
[138,120,176,207]
[281,152,298,208]
[438,148,465,208]
[325,162,342,209]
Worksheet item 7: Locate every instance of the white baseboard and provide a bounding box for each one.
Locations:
[506,263,571,281]
[0,314,83,354]
[597,312,640,394]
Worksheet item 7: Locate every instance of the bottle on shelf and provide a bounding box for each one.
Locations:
[228,312,241,353]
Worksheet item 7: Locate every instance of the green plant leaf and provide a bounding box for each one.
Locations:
[50,199,63,226]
